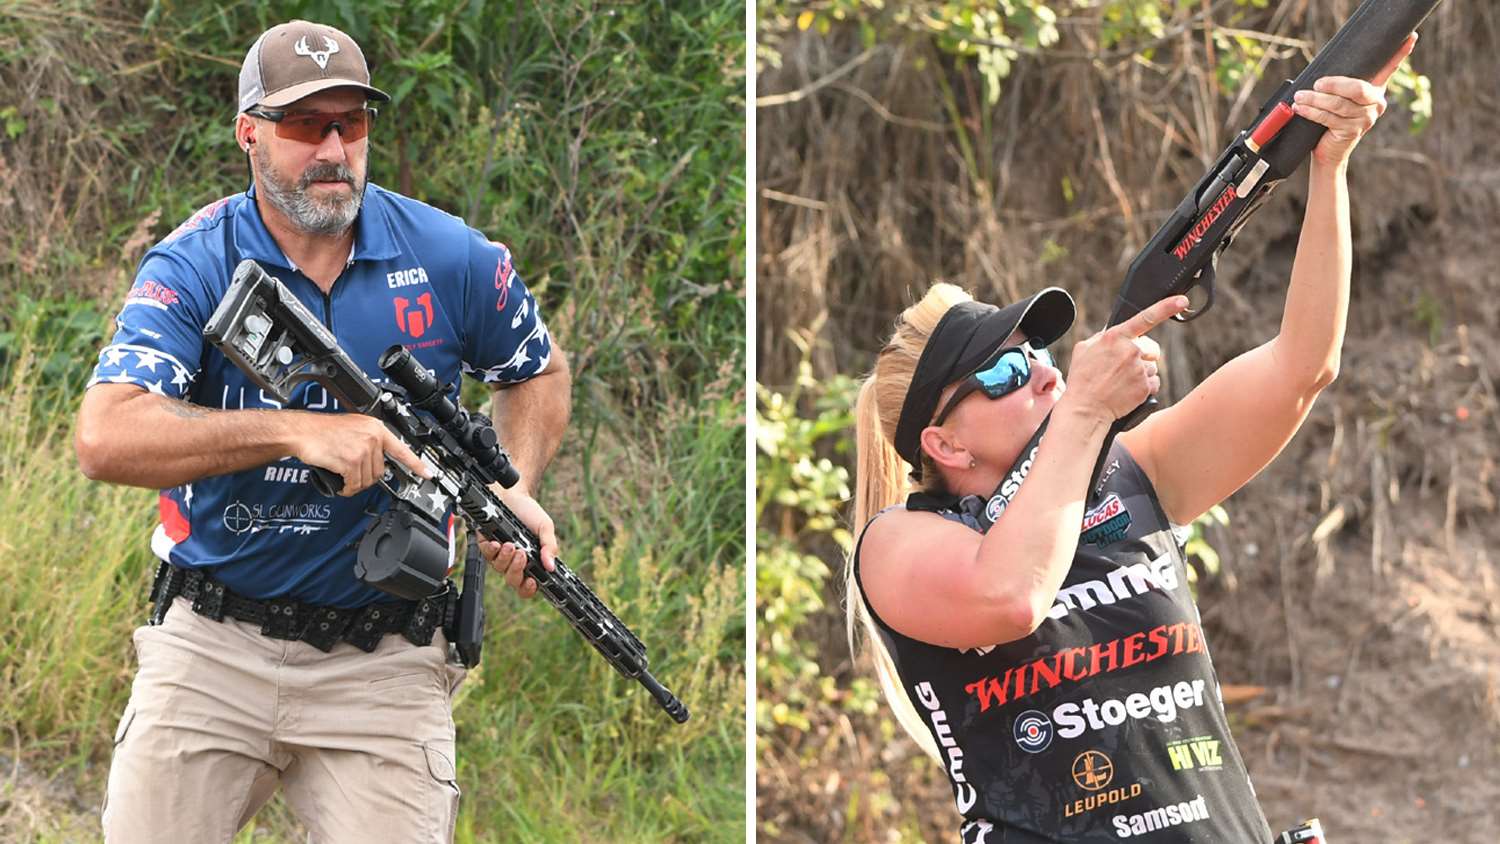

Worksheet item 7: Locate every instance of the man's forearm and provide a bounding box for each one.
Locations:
[76,385,300,489]
[488,349,571,495]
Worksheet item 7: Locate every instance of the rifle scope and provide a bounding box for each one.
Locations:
[378,345,521,489]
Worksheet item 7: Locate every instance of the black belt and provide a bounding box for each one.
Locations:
[148,561,455,653]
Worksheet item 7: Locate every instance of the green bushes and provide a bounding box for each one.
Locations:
[1,1,743,841]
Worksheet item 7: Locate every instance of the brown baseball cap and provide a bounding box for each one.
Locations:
[237,20,390,113]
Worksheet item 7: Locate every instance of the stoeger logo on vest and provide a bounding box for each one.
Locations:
[387,267,430,289]
[293,35,340,70]
[1112,794,1211,838]
[1012,709,1053,754]
[1047,551,1177,621]
[1054,678,1208,740]
[963,622,1206,713]
[1080,492,1132,545]
[1171,183,1237,261]
[1165,734,1223,772]
[913,681,978,814]
[985,444,1039,522]
[1064,749,1144,818]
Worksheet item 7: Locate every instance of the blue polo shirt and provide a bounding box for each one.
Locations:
[89,182,553,607]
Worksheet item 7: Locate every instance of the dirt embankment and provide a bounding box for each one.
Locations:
[757,4,1500,841]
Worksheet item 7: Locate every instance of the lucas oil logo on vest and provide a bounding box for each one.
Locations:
[1080,493,1132,545]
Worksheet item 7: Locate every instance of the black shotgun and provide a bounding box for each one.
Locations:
[1090,0,1444,495]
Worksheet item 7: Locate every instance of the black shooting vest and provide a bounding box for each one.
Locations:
[853,442,1272,843]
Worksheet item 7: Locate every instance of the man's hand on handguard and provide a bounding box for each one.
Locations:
[478,485,559,600]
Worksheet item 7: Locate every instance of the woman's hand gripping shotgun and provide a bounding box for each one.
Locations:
[1086,0,1443,500]
[204,258,689,724]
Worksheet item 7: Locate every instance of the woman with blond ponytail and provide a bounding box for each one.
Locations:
[844,41,1413,844]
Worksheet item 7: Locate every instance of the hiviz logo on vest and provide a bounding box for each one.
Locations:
[394,292,434,339]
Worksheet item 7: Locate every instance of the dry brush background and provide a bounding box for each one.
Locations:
[756,2,1499,841]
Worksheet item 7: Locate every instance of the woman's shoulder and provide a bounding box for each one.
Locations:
[857,503,982,573]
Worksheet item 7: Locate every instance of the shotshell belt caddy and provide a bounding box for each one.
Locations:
[149,561,456,654]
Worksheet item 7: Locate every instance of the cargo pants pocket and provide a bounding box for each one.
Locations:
[424,740,461,842]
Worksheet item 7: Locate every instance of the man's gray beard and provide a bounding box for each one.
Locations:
[253,145,365,236]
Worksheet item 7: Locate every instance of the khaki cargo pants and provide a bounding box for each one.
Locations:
[102,596,467,843]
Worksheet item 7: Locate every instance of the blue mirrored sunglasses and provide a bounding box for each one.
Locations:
[932,342,1054,426]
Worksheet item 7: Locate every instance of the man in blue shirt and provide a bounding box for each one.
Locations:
[76,20,566,842]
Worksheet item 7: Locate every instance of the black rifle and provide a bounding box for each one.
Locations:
[1088,0,1443,494]
[203,258,689,724]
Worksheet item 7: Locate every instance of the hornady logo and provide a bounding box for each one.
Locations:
[1165,734,1223,772]
[1065,750,1143,818]
[1112,794,1211,838]
[985,444,1039,522]
[1047,551,1177,621]
[1171,185,1236,261]
[1080,493,1132,545]
[124,280,180,310]
[913,681,977,814]
[963,622,1205,712]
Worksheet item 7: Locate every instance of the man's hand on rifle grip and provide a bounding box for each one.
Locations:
[288,412,430,496]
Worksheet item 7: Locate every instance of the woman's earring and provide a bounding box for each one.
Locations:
[968,458,977,469]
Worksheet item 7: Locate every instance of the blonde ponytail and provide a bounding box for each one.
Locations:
[844,282,974,762]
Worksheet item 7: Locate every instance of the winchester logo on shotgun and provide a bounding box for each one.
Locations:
[1171,185,1237,261]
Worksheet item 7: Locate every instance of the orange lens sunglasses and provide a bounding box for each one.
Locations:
[245,107,377,144]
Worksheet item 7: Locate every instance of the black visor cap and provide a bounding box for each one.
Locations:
[892,287,1074,479]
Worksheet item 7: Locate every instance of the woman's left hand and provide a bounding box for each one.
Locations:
[1293,32,1417,168]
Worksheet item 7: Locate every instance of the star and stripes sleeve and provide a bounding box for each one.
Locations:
[88,253,208,400]
[459,231,553,386]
